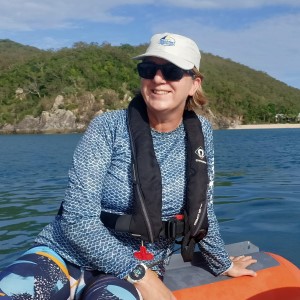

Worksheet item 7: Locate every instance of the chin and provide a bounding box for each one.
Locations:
[147,101,171,112]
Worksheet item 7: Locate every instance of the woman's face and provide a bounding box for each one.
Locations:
[140,57,201,117]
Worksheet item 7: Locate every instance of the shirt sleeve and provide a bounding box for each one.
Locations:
[58,114,137,278]
[197,117,232,276]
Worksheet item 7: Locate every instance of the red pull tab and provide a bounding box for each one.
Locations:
[175,214,184,220]
[134,245,154,261]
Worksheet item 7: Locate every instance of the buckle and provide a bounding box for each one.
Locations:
[163,215,185,239]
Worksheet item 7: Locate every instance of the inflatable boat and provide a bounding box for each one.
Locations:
[164,241,300,300]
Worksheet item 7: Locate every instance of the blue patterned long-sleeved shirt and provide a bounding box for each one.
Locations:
[35,109,232,278]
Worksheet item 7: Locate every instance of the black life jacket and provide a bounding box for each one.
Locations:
[100,94,209,261]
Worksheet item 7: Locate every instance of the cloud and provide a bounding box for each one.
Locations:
[164,0,300,9]
[0,0,143,31]
[151,11,300,87]
[1,0,300,31]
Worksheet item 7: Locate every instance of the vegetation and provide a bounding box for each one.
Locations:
[200,54,300,124]
[0,39,43,72]
[0,39,300,128]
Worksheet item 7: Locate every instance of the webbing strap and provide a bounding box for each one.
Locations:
[100,211,185,239]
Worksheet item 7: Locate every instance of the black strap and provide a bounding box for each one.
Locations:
[183,110,209,238]
[100,211,132,233]
[100,211,185,239]
[180,211,208,262]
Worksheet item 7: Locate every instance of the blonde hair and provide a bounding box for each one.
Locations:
[185,67,208,111]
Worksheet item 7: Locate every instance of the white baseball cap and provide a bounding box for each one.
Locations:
[133,33,201,70]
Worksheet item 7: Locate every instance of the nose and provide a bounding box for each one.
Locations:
[153,69,166,82]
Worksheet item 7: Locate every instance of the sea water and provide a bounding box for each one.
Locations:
[0,129,299,268]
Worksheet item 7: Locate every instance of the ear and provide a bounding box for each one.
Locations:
[188,77,202,96]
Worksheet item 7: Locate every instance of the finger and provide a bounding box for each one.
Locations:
[237,255,245,259]
[233,255,256,263]
[240,255,257,262]
[243,269,257,277]
[242,255,254,260]
[231,255,245,262]
[243,258,258,268]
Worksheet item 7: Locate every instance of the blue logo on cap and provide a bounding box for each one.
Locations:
[159,35,175,46]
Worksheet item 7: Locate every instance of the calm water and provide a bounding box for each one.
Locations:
[0,129,300,269]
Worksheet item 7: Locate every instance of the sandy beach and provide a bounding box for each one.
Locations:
[229,123,300,130]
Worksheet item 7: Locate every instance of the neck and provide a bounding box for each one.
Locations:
[147,110,183,132]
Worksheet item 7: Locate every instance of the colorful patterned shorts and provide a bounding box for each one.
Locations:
[0,246,140,300]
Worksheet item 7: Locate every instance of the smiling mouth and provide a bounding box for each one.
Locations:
[153,89,169,95]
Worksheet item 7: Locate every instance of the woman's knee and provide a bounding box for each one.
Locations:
[0,246,70,299]
[81,274,141,300]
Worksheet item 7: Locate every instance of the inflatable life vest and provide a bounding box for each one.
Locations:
[101,95,210,261]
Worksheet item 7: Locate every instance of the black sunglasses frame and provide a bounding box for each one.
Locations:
[137,62,195,81]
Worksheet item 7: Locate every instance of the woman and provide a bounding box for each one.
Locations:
[0,33,256,300]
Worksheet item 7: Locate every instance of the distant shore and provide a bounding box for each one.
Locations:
[228,123,300,130]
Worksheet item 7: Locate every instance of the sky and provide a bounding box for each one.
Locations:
[1,0,300,89]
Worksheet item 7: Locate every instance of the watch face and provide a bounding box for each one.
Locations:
[129,264,146,281]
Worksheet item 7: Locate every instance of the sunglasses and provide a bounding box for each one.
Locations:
[137,62,195,81]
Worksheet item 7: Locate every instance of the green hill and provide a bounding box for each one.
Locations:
[0,40,299,131]
[0,39,46,71]
[201,53,300,123]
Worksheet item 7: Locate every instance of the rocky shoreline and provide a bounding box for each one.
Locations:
[1,94,299,134]
[0,95,97,134]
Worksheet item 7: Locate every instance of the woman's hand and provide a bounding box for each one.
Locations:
[134,269,176,300]
[224,255,257,277]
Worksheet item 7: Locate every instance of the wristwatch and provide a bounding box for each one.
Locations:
[126,263,148,283]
